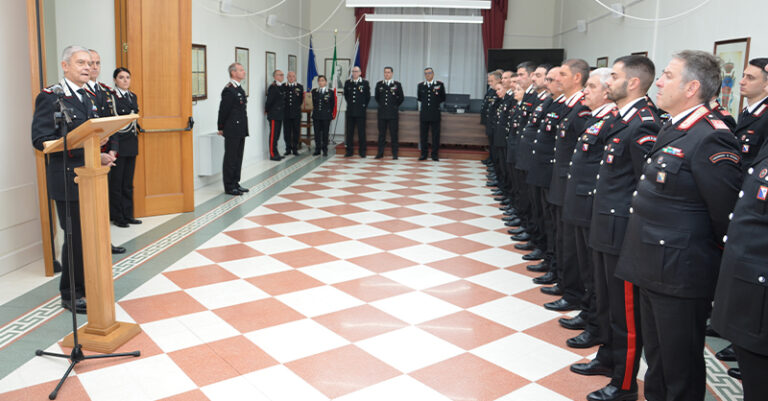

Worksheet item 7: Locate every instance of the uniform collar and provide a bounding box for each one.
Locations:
[425,80,435,86]
[591,102,616,117]
[230,79,241,87]
[671,104,705,125]
[618,96,647,118]
[116,87,129,97]
[506,89,514,96]
[745,95,768,114]
[565,90,584,107]
[525,84,534,94]
[353,78,362,84]
[64,78,86,100]
[385,80,393,86]
[88,80,99,92]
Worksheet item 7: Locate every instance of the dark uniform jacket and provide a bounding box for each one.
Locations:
[311,88,336,120]
[481,86,496,126]
[374,80,404,120]
[562,104,618,227]
[485,94,501,137]
[493,94,516,147]
[712,142,768,355]
[589,98,660,255]
[343,78,370,118]
[87,81,114,118]
[283,82,304,119]
[508,89,543,165]
[708,99,737,131]
[31,81,98,201]
[527,95,567,188]
[265,82,285,121]
[417,80,446,122]
[109,89,140,156]
[547,92,592,206]
[616,105,743,298]
[217,82,248,138]
[515,92,552,171]
[733,96,768,171]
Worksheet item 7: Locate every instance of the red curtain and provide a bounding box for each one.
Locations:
[481,0,508,66]
[354,7,374,77]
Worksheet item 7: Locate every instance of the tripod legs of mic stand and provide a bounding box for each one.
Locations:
[35,345,140,400]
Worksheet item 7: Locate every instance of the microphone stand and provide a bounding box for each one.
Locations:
[34,92,139,400]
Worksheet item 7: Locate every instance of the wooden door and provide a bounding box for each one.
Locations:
[115,0,194,216]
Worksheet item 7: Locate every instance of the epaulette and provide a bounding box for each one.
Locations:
[637,107,658,123]
[622,107,638,122]
[538,91,549,100]
[577,110,591,118]
[225,82,234,88]
[705,115,731,131]
[678,105,709,130]
[567,92,585,107]
[754,104,767,117]
[41,84,60,94]
[98,82,112,91]
[84,87,96,97]
[596,105,615,119]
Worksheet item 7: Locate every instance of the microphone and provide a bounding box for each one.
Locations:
[52,85,65,98]
[51,85,73,125]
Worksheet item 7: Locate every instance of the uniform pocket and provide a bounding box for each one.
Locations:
[727,257,768,335]
[640,223,690,283]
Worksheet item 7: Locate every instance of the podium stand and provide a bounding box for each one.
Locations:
[44,114,142,353]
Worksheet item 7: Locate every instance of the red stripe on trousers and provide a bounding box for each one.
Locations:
[269,120,275,158]
[622,280,637,390]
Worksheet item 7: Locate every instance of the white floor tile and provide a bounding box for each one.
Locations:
[244,319,349,363]
[218,255,293,278]
[471,333,582,381]
[298,197,346,208]
[404,202,454,214]
[283,208,335,221]
[245,237,310,255]
[199,233,241,249]
[356,326,464,373]
[316,240,382,259]
[78,354,196,400]
[401,214,456,227]
[496,383,572,401]
[466,269,538,295]
[370,291,462,325]
[244,365,330,401]
[342,211,392,224]
[465,248,525,268]
[140,317,204,353]
[463,217,506,230]
[184,280,270,310]
[224,218,260,231]
[119,274,181,301]
[381,265,460,290]
[314,189,354,198]
[177,310,240,343]
[336,375,451,401]
[463,231,514,247]
[201,375,270,401]
[330,224,389,240]
[164,251,215,272]
[463,205,503,217]
[267,221,324,236]
[299,260,375,284]
[390,244,457,264]
[410,193,453,202]
[276,286,365,317]
[0,343,72,394]
[468,297,561,331]
[396,228,457,244]
[358,190,401,200]
[353,200,399,211]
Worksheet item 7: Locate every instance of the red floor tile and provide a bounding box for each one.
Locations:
[292,230,351,246]
[314,304,409,342]
[523,318,598,357]
[306,216,359,229]
[292,183,331,192]
[280,192,321,201]
[515,286,564,308]
[246,214,298,226]
[422,280,506,309]
[320,204,367,216]
[333,275,413,302]
[349,178,380,185]
[245,270,324,296]
[432,222,486,236]
[440,182,474,190]
[347,252,418,273]
[224,227,282,242]
[437,199,481,210]
[197,244,262,263]
[163,264,239,289]
[214,298,304,333]
[158,390,210,401]
[331,194,374,204]
[0,377,91,401]
[359,234,421,251]
[208,335,278,374]
[437,190,477,200]
[418,311,516,350]
[285,345,401,398]
[368,219,423,233]
[270,248,338,268]
[396,180,430,188]
[265,202,311,213]
[434,210,484,222]
[411,353,528,400]
[426,256,498,278]
[382,197,425,207]
[377,207,424,218]
[342,185,377,194]
[62,331,163,374]
[536,364,644,401]
[120,291,207,323]
[169,344,240,387]
[430,238,491,255]
[390,188,427,196]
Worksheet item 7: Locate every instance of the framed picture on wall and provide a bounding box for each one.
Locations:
[631,51,648,57]
[235,46,249,96]
[192,44,207,101]
[714,37,751,116]
[288,54,297,74]
[324,58,350,88]
[266,51,276,88]
[596,57,608,68]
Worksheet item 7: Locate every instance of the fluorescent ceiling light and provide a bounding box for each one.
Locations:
[347,0,491,9]
[364,13,483,23]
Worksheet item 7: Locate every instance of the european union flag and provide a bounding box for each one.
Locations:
[307,36,318,90]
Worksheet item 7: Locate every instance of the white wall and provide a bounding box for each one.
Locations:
[0,1,41,276]
[503,0,558,49]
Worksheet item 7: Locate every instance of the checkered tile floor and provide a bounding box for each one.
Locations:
[1,157,643,400]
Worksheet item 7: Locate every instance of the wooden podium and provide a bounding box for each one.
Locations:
[44,114,142,353]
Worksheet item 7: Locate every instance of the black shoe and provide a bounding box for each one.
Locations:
[500,198,511,205]
[728,367,742,380]
[571,359,613,377]
[503,210,516,216]
[237,186,250,193]
[113,220,129,228]
[419,155,428,161]
[53,260,62,273]
[392,155,398,160]
[705,324,721,337]
[512,232,531,242]
[533,271,557,285]
[544,297,580,311]
[526,262,548,272]
[432,156,439,161]
[559,315,587,330]
[492,189,504,195]
[587,384,637,401]
[284,151,292,156]
[494,196,507,202]
[112,244,126,254]
[508,227,525,234]
[486,181,498,187]
[323,151,328,156]
[344,153,354,158]
[715,344,737,361]
[514,242,535,251]
[225,189,243,196]
[360,154,366,158]
[522,248,544,260]
[502,216,519,223]
[313,150,321,156]
[505,219,522,227]
[567,331,601,348]
[128,218,143,224]
[375,154,383,159]
[270,157,282,161]
[541,284,563,295]
[61,298,87,314]
[293,150,299,156]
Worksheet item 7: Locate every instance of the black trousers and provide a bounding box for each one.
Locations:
[377,118,399,156]
[55,200,85,301]
[540,188,557,269]
[268,119,282,159]
[574,225,597,334]
[283,117,301,153]
[593,250,642,391]
[735,345,768,401]
[512,169,530,224]
[419,120,441,158]
[345,115,367,156]
[492,146,507,190]
[639,288,710,401]
[109,154,136,223]
[222,136,245,191]
[528,185,546,254]
[313,118,331,153]
[557,208,583,305]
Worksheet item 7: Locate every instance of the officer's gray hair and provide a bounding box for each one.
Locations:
[228,62,242,77]
[673,50,722,103]
[590,68,612,88]
[61,45,89,63]
[488,71,502,81]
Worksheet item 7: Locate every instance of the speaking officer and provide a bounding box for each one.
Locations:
[217,62,249,196]
[616,50,743,401]
[417,67,446,161]
[560,68,617,350]
[31,45,116,314]
[711,138,768,400]
[374,66,404,159]
[543,59,592,313]
[572,56,660,401]
[282,71,304,156]
[343,66,370,157]
[265,70,285,161]
[311,75,335,156]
